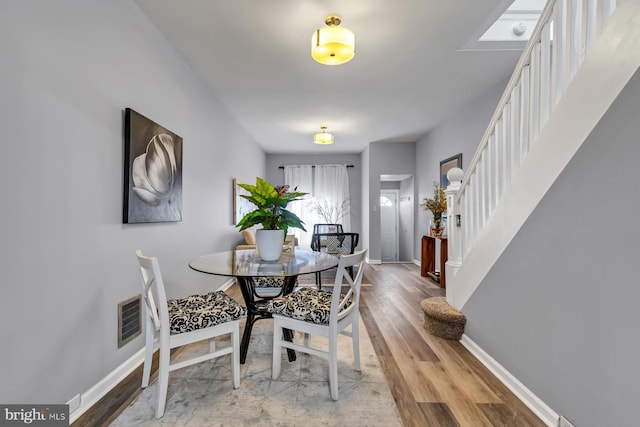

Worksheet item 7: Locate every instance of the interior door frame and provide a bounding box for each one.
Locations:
[380,189,400,262]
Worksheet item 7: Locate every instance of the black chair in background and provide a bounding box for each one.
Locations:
[310,232,359,288]
[311,224,344,251]
[311,224,344,254]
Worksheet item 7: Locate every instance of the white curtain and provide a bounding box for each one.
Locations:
[314,164,351,231]
[284,165,313,248]
[284,164,351,249]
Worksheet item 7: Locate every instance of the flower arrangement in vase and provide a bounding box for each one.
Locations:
[236,177,307,260]
[422,181,447,237]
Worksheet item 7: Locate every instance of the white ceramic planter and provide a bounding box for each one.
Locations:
[255,229,284,261]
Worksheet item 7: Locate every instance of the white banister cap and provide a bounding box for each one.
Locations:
[447,167,464,183]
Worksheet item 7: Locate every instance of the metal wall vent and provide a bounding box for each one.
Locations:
[118,295,141,348]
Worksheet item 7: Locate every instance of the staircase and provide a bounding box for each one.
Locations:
[445,0,640,309]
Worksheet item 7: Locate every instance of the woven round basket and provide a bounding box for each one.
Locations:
[420,297,466,340]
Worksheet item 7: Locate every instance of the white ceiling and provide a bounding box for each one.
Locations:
[134,0,524,154]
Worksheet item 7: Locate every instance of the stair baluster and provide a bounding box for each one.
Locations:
[446,0,619,308]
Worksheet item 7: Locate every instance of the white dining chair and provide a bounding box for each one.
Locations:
[136,250,246,418]
[267,249,367,400]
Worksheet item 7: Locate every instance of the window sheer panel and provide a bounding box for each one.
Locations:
[284,165,314,249]
[314,165,351,231]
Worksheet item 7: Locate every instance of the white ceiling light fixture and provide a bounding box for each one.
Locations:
[313,126,334,145]
[311,14,355,66]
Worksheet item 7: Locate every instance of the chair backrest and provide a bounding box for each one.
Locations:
[313,223,344,234]
[311,232,359,254]
[136,250,169,334]
[311,224,344,251]
[330,249,367,326]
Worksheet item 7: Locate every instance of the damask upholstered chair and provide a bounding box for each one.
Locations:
[136,250,246,418]
[268,249,367,400]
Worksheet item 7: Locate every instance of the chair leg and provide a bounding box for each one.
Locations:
[142,323,154,388]
[328,335,339,400]
[272,319,282,380]
[156,345,170,418]
[304,332,310,347]
[231,322,240,389]
[282,328,297,362]
[352,318,361,372]
[315,271,322,290]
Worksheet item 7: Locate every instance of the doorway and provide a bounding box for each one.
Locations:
[380,175,414,263]
[380,190,399,262]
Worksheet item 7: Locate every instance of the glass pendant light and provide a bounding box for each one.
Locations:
[311,14,355,66]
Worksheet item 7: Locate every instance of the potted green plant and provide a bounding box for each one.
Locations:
[236,177,307,260]
[422,181,447,236]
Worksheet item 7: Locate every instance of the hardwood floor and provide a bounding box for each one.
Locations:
[76,262,545,426]
[356,262,545,427]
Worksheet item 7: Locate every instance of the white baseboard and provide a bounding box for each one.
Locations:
[218,278,236,291]
[367,258,382,265]
[412,259,420,266]
[69,348,145,424]
[69,278,237,424]
[459,334,558,427]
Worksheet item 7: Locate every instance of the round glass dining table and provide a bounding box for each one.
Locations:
[189,249,339,363]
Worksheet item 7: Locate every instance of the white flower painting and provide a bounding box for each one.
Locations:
[124,109,182,223]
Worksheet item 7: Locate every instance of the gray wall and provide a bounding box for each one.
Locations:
[0,1,265,403]
[380,182,400,190]
[415,77,508,260]
[361,146,371,258]
[367,142,416,262]
[399,177,414,261]
[264,153,363,236]
[463,68,640,426]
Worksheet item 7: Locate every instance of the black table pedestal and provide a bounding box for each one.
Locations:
[236,276,297,364]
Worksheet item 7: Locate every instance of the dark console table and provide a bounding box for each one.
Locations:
[421,235,447,288]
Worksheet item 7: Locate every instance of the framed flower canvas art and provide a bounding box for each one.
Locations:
[123,108,183,223]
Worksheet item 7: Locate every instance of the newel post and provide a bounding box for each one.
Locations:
[444,167,464,307]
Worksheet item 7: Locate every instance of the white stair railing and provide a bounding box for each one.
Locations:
[450,0,616,262]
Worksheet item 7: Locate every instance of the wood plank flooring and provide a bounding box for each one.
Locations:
[355,262,545,427]
[204,262,544,426]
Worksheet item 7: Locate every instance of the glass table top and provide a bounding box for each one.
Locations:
[188,249,339,278]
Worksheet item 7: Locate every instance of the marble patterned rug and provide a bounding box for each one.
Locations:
[110,315,401,426]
